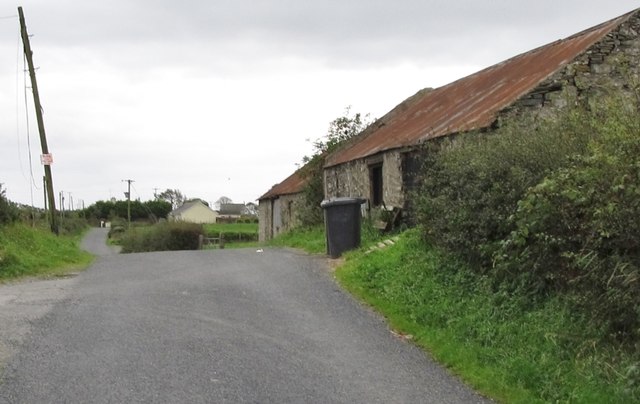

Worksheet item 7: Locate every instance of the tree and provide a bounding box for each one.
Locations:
[244,202,258,216]
[215,196,232,210]
[304,106,370,162]
[298,107,371,226]
[143,200,172,220]
[157,189,186,210]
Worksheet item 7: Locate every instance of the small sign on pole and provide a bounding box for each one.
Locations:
[40,153,53,165]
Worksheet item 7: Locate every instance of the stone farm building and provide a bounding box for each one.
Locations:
[258,169,306,242]
[168,200,218,224]
[323,9,640,221]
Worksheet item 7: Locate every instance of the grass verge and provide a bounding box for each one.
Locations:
[267,226,326,254]
[0,223,93,282]
[335,229,638,403]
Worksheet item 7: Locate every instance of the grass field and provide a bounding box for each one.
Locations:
[203,222,259,248]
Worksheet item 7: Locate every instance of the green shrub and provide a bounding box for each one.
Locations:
[58,216,88,235]
[120,222,204,253]
[0,184,18,225]
[0,248,21,276]
[494,100,640,340]
[416,108,595,267]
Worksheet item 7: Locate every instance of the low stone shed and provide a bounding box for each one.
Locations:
[323,8,640,221]
[258,170,306,242]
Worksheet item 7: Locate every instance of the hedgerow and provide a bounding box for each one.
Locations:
[120,222,203,253]
[494,99,640,340]
[416,93,640,344]
[416,108,594,267]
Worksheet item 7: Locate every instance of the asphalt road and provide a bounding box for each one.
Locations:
[0,228,488,403]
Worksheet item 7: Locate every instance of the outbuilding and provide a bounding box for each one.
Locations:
[258,169,306,242]
[323,9,640,221]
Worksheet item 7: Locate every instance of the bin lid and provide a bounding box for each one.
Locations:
[320,197,366,208]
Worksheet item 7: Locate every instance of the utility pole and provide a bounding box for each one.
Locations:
[59,191,64,219]
[122,179,134,227]
[42,176,47,210]
[19,7,58,234]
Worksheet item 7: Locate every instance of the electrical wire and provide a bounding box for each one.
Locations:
[15,27,40,214]
[23,53,40,191]
[15,34,26,179]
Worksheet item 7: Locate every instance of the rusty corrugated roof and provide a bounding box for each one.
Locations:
[325,10,635,168]
[258,169,307,200]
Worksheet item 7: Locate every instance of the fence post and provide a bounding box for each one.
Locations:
[219,232,225,249]
[198,234,204,250]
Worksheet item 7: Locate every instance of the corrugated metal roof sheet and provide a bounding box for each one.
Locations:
[258,169,307,200]
[325,10,635,168]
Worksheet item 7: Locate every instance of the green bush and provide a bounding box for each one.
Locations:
[120,222,203,253]
[416,109,594,267]
[58,216,88,235]
[0,184,18,225]
[494,100,640,340]
[0,248,20,276]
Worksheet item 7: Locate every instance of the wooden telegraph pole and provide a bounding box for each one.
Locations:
[123,179,134,227]
[18,7,58,234]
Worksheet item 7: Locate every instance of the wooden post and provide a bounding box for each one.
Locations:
[219,232,225,249]
[198,234,204,250]
[18,7,58,234]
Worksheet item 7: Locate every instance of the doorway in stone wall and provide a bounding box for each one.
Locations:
[370,163,383,207]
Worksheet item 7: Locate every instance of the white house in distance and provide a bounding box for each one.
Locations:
[168,200,218,224]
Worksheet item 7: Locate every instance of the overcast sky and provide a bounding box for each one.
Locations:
[1,1,639,209]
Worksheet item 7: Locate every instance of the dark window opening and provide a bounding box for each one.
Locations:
[370,164,383,207]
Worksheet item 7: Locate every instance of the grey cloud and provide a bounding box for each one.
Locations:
[15,0,640,74]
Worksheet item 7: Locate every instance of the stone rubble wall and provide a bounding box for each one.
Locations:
[324,150,404,209]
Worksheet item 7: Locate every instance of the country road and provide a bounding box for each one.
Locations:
[0,228,488,403]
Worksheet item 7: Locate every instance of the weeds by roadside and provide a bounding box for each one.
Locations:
[336,229,639,403]
[0,223,93,281]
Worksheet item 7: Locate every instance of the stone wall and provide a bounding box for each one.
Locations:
[278,193,304,235]
[258,199,273,242]
[324,150,405,209]
[508,13,640,116]
[258,193,305,242]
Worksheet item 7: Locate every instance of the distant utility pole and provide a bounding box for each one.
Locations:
[122,179,134,227]
[59,191,64,219]
[19,6,58,234]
